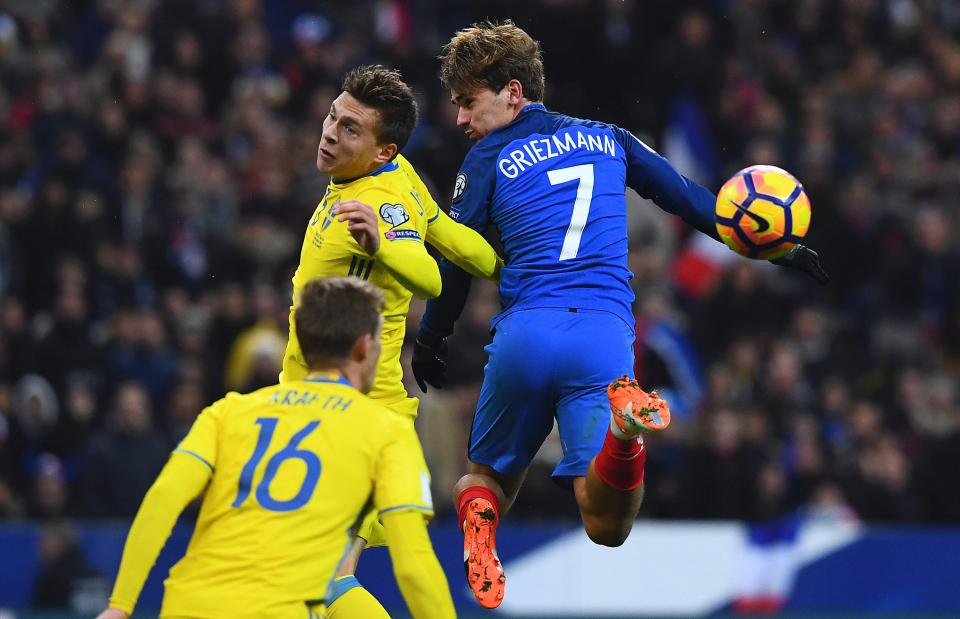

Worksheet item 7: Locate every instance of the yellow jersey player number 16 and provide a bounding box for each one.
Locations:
[96,277,455,619]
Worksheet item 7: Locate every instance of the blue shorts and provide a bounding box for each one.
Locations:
[469,308,635,482]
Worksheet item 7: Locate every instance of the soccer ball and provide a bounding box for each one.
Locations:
[714,165,811,260]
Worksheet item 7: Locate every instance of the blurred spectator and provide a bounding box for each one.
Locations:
[78,381,168,518]
[106,308,178,412]
[223,282,285,392]
[27,453,69,520]
[31,521,107,612]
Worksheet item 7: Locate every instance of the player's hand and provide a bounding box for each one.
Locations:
[95,608,129,619]
[412,331,448,392]
[333,200,380,255]
[771,244,830,285]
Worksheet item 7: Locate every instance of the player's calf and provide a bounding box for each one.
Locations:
[577,376,671,546]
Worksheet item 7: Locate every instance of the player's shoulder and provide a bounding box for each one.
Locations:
[548,110,632,140]
[350,162,422,212]
[205,390,246,413]
[342,161,408,200]
[345,393,411,441]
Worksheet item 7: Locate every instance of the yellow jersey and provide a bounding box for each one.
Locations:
[156,374,432,618]
[282,154,501,418]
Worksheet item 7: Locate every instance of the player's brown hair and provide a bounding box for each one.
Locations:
[439,20,545,102]
[295,277,384,368]
[342,65,418,152]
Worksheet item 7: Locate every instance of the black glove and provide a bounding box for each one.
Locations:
[771,244,830,285]
[412,330,449,393]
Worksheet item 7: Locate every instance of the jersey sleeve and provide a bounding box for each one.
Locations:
[354,186,442,299]
[421,145,497,337]
[447,146,494,232]
[174,396,230,472]
[381,510,456,619]
[373,417,434,519]
[613,125,720,241]
[108,452,212,614]
[427,208,502,282]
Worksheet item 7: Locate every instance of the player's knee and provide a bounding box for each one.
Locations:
[584,519,631,547]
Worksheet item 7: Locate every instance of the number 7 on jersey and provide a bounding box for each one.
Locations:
[548,163,595,261]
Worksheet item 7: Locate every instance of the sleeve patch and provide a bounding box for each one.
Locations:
[384,229,422,241]
[379,203,410,228]
[452,173,468,202]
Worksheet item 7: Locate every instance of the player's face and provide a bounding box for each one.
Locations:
[318,92,391,179]
[357,317,383,394]
[451,86,517,141]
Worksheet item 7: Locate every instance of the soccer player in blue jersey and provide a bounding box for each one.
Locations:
[412,21,829,609]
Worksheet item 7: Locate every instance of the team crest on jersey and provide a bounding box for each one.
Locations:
[452,173,467,202]
[379,203,409,228]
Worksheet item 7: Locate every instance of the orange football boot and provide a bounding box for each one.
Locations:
[462,497,505,609]
[607,375,671,437]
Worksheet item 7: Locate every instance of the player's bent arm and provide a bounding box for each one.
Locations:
[375,238,442,298]
[381,509,456,619]
[427,209,503,282]
[106,453,212,615]
[279,305,308,383]
[420,260,473,339]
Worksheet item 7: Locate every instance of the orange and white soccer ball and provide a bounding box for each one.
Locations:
[714,165,812,260]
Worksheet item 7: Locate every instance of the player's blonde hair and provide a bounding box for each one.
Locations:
[439,20,545,102]
[295,277,385,368]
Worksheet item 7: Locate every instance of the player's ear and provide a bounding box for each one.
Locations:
[351,333,372,364]
[376,142,398,164]
[506,79,524,105]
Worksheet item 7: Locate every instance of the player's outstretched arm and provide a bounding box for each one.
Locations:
[427,209,503,282]
[382,510,456,619]
[100,453,212,617]
[615,128,830,285]
[335,199,442,298]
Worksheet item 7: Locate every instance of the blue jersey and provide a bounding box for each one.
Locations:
[422,103,718,336]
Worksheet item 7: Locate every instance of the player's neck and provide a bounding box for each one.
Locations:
[332,159,393,185]
[306,364,360,388]
[509,98,535,121]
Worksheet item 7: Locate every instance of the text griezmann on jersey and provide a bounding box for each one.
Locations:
[498,128,618,179]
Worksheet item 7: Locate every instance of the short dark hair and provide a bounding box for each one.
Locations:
[439,20,545,102]
[342,65,418,152]
[295,277,384,369]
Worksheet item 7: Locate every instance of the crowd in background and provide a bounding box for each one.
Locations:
[1,0,959,548]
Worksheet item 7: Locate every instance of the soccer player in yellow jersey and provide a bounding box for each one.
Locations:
[96,277,455,619]
[281,65,501,415]
[280,65,502,616]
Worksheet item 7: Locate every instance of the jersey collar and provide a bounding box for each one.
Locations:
[332,159,399,185]
[304,372,353,387]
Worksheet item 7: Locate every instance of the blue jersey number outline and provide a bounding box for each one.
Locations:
[232,417,322,512]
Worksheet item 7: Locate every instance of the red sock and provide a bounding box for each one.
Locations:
[593,428,646,491]
[456,486,500,531]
